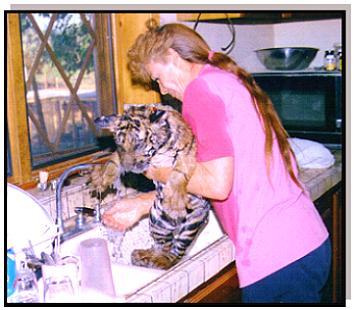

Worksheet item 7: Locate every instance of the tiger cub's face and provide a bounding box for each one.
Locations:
[95,106,166,173]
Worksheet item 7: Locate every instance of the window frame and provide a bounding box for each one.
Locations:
[7,13,117,188]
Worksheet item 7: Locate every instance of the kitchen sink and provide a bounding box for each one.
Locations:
[59,210,224,299]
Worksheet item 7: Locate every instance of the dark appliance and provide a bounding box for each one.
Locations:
[253,71,343,149]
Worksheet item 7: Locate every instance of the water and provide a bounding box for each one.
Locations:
[95,213,154,266]
[102,227,126,264]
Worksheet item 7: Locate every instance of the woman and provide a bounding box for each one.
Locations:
[103,21,330,303]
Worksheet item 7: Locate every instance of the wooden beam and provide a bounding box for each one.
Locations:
[110,13,160,114]
[94,14,116,116]
[7,13,32,184]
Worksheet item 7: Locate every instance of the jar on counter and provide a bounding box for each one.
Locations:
[336,49,342,71]
[333,43,342,71]
[324,50,337,71]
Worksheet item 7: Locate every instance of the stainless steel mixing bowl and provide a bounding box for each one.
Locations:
[255,47,319,70]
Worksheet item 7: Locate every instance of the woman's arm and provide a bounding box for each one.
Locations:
[145,156,234,201]
[102,157,233,231]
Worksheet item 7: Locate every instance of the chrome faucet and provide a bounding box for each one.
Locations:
[55,163,101,239]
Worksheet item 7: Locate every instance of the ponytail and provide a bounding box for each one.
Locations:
[127,21,303,190]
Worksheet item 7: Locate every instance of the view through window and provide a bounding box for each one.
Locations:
[20,13,112,167]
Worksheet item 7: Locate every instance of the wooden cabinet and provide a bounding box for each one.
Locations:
[179,183,344,304]
[177,13,244,22]
[110,13,161,113]
[179,263,241,303]
[177,12,343,24]
[314,184,345,304]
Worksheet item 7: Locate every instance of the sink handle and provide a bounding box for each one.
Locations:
[74,207,96,217]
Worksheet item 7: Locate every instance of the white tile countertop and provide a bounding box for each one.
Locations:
[299,150,342,202]
[23,150,342,303]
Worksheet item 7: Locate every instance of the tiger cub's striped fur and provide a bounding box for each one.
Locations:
[94,105,210,269]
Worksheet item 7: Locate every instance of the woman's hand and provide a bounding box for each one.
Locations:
[145,157,234,201]
[102,191,155,231]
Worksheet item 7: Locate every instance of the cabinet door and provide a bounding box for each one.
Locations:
[177,13,244,21]
[315,186,344,304]
[179,263,241,303]
[330,189,344,303]
[177,12,342,24]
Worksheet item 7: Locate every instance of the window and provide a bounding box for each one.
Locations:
[19,13,116,168]
[8,12,159,186]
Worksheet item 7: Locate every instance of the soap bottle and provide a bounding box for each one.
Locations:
[333,43,342,70]
[336,48,342,71]
[7,246,16,300]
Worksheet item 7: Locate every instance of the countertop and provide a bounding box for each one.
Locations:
[22,150,342,303]
[122,150,343,303]
[298,150,342,202]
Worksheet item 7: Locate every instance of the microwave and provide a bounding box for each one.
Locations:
[253,71,343,149]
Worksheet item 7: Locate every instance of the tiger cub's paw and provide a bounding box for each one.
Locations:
[131,248,179,270]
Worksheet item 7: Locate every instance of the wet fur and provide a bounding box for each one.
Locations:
[92,105,210,269]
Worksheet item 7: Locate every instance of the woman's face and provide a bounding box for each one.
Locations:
[146,61,184,101]
[146,50,190,101]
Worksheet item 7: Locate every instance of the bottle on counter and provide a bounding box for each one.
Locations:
[337,52,342,71]
[334,43,342,71]
[7,247,16,299]
[324,50,337,71]
[336,49,343,71]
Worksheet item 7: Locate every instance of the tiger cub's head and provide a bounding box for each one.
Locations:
[95,105,168,173]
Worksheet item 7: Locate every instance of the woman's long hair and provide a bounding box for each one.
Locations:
[127,20,303,189]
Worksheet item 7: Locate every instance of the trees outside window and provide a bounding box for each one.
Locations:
[19,13,116,168]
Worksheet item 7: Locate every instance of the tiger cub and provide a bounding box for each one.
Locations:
[93,105,210,269]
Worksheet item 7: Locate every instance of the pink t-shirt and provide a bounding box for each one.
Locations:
[182,64,329,288]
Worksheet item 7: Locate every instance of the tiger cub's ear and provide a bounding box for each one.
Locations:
[149,107,166,123]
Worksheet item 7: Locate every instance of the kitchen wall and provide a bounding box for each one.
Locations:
[160,14,342,72]
[273,19,342,69]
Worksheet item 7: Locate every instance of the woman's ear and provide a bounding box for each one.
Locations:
[167,48,181,65]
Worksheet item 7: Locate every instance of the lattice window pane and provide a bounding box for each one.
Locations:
[20,13,109,168]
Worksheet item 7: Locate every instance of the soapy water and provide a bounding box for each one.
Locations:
[99,217,154,265]
[102,228,125,264]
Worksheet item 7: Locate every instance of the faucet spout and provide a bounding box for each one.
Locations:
[55,163,98,234]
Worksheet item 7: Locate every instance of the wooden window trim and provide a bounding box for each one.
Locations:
[7,13,115,188]
[7,13,32,186]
